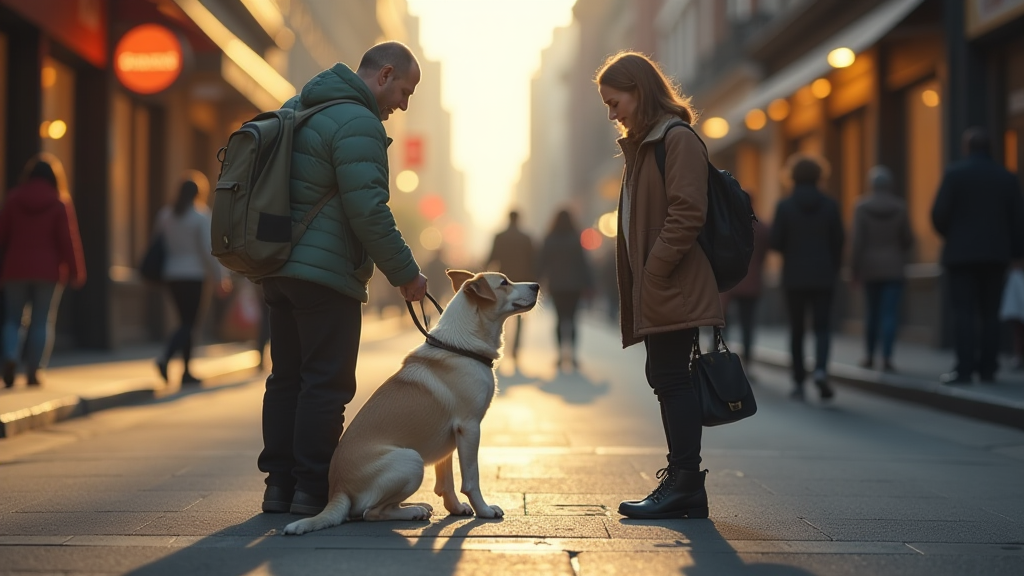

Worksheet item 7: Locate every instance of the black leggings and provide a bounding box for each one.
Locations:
[165,281,204,369]
[645,327,702,471]
[550,290,582,348]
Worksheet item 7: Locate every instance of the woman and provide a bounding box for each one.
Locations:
[153,172,229,385]
[0,154,86,387]
[851,165,913,372]
[536,209,593,370]
[596,52,723,519]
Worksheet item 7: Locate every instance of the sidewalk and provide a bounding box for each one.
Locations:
[743,325,1024,430]
[0,310,408,439]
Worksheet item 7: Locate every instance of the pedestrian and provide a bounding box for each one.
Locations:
[485,210,536,362]
[257,41,428,517]
[770,153,844,401]
[596,51,723,519]
[1000,262,1024,371]
[0,153,86,388]
[851,165,914,372]
[720,218,770,370]
[932,127,1024,384]
[153,172,231,386]
[423,248,453,306]
[536,209,593,371]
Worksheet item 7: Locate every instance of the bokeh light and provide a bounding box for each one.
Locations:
[580,228,603,251]
[745,109,767,131]
[811,78,832,99]
[597,211,618,238]
[767,98,791,122]
[396,170,419,193]
[921,89,940,108]
[420,227,442,251]
[701,117,729,139]
[827,47,856,68]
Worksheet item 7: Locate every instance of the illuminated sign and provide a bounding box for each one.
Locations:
[114,24,183,94]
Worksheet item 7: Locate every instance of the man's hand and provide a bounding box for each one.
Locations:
[400,273,428,302]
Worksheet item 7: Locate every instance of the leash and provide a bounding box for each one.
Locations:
[406,292,495,368]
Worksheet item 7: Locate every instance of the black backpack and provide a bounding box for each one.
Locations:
[655,121,757,292]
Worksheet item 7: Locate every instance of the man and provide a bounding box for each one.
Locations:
[770,155,844,401]
[932,128,1024,385]
[485,211,536,361]
[258,41,428,516]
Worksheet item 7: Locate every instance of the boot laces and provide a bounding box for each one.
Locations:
[647,467,676,503]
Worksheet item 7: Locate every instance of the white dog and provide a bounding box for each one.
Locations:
[283,270,540,535]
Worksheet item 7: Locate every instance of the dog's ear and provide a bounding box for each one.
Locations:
[463,276,497,304]
[446,269,475,293]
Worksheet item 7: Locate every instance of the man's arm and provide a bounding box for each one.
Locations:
[931,171,954,237]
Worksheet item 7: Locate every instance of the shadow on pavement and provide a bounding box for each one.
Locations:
[497,367,610,404]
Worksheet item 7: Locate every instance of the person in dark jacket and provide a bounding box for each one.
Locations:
[0,155,86,388]
[720,218,770,369]
[851,166,913,372]
[257,41,428,517]
[485,211,536,362]
[770,154,844,401]
[931,127,1024,384]
[537,209,593,370]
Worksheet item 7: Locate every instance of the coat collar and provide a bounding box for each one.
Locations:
[616,115,684,151]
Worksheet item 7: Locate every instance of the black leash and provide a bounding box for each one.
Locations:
[406,292,494,368]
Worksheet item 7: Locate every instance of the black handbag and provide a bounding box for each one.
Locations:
[140,234,166,282]
[691,327,757,426]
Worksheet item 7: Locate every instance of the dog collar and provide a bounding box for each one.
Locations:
[425,335,495,368]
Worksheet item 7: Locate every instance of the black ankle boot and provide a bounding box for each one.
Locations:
[618,467,709,519]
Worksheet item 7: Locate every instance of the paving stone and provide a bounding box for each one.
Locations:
[806,517,1024,543]
[0,512,162,535]
[16,491,207,513]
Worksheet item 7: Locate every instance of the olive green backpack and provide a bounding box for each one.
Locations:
[210,99,358,278]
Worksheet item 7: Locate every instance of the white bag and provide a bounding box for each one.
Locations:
[999,268,1024,322]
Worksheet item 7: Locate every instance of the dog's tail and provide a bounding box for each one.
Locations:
[282,493,351,536]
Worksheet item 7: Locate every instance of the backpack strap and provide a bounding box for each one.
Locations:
[288,99,360,244]
[654,120,707,181]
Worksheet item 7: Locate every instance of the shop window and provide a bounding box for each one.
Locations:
[906,79,943,264]
[837,110,867,228]
[1007,129,1018,173]
[40,57,75,195]
[109,92,151,279]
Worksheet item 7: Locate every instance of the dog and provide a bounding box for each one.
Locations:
[283,270,540,535]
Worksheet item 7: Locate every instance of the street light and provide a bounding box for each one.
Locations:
[745,109,767,131]
[827,47,856,68]
[702,117,729,139]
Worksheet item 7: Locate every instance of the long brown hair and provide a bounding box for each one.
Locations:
[595,51,697,140]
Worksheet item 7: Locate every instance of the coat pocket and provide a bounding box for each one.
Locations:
[638,267,687,330]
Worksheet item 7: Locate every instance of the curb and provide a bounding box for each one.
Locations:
[751,345,1024,431]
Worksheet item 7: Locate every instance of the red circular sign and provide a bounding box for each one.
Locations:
[114,24,183,94]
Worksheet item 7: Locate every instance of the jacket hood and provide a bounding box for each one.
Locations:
[6,178,62,214]
[792,184,824,213]
[295,63,380,118]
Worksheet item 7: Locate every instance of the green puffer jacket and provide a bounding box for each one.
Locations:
[261,62,420,302]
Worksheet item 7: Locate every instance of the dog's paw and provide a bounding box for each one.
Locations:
[409,505,433,521]
[475,504,504,519]
[446,501,474,516]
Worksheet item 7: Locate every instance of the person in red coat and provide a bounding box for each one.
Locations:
[0,154,86,387]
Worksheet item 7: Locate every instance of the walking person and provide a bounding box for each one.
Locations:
[153,172,231,386]
[770,154,844,401]
[0,154,86,388]
[536,209,593,371]
[485,210,535,363]
[1001,262,1024,371]
[596,51,723,519]
[257,41,427,517]
[851,166,914,372]
[932,127,1024,384]
[720,218,770,371]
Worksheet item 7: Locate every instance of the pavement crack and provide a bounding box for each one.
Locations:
[798,516,834,541]
[904,543,925,555]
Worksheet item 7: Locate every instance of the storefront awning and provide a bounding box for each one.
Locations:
[711,0,926,151]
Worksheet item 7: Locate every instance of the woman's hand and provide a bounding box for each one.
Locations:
[216,277,233,298]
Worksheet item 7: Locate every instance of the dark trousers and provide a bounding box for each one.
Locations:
[863,280,903,361]
[550,290,582,350]
[258,277,361,499]
[724,296,758,363]
[947,263,1007,378]
[164,281,204,370]
[644,328,702,471]
[785,288,834,383]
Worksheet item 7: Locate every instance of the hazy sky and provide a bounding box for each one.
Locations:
[406,0,577,241]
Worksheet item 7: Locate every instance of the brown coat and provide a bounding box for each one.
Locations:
[615,116,724,348]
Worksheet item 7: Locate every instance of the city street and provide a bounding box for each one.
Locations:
[2,308,1023,575]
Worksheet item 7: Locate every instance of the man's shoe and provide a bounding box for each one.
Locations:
[155,359,168,383]
[858,357,874,369]
[262,486,294,513]
[789,385,806,401]
[26,370,41,386]
[181,373,202,386]
[290,490,327,516]
[3,361,15,388]
[939,371,972,385]
[618,467,709,519]
[979,373,996,384]
[882,359,897,373]
[813,369,834,400]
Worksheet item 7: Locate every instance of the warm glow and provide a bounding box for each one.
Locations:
[702,117,729,139]
[239,0,294,49]
[418,194,446,220]
[420,227,443,251]
[827,47,856,68]
[396,170,420,193]
[745,109,767,131]
[597,211,618,237]
[921,89,940,108]
[767,98,791,122]
[41,66,57,88]
[811,78,832,99]
[46,120,67,140]
[580,228,603,251]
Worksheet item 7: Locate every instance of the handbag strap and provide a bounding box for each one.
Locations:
[691,327,731,360]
